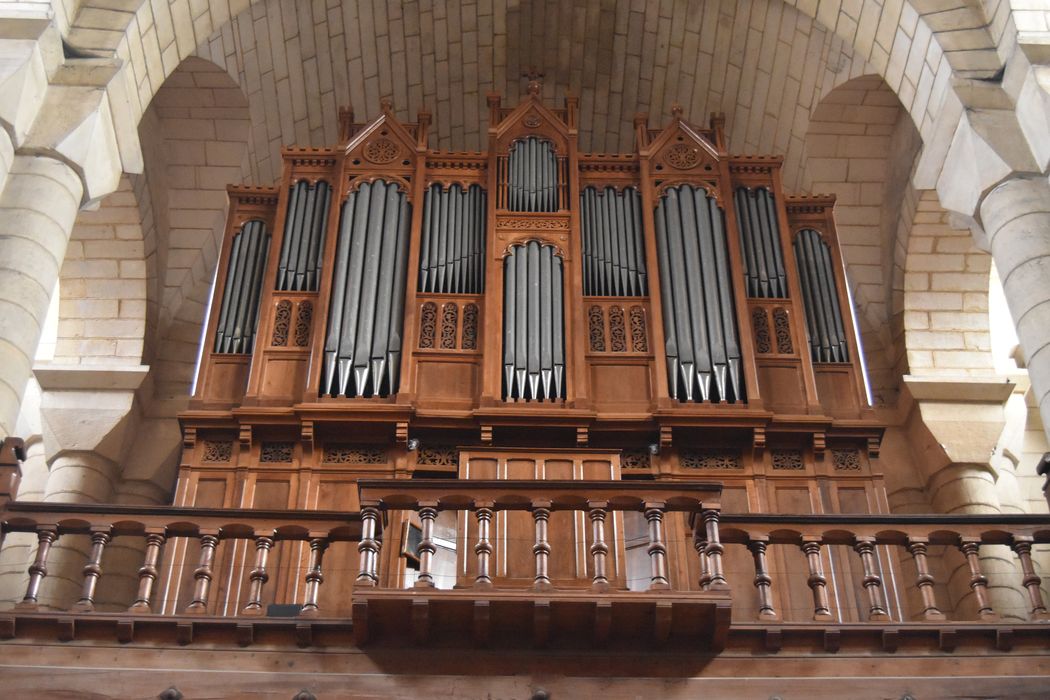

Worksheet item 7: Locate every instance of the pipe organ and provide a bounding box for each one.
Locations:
[182,84,882,602]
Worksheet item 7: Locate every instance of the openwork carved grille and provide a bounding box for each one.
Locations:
[272,300,292,346]
[680,449,741,470]
[419,302,437,348]
[416,446,459,467]
[771,449,804,471]
[621,449,651,470]
[461,303,479,350]
[630,306,648,351]
[588,305,606,351]
[260,442,294,463]
[440,303,458,349]
[323,445,386,464]
[609,305,627,352]
[203,440,233,463]
[294,301,313,347]
[773,307,793,354]
[832,448,862,471]
[752,308,771,354]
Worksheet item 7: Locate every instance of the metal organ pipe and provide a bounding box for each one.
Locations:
[418,183,487,294]
[734,187,786,298]
[580,187,648,296]
[277,180,331,291]
[503,241,565,401]
[508,137,558,212]
[214,219,270,354]
[654,185,744,403]
[321,180,412,398]
[794,228,849,363]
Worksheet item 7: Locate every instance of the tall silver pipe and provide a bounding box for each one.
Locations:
[323,194,356,393]
[385,192,412,394]
[503,252,516,396]
[759,189,787,297]
[241,223,271,352]
[214,231,243,353]
[552,255,564,398]
[514,244,528,397]
[368,184,401,394]
[418,184,435,292]
[540,245,553,398]
[336,183,372,394]
[306,183,331,291]
[227,221,260,353]
[277,181,303,290]
[502,242,565,401]
[653,201,679,400]
[706,196,742,401]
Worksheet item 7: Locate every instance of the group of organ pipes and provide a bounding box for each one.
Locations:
[184,83,882,593]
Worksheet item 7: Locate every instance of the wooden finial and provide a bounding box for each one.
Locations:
[523,68,544,96]
[671,103,684,119]
[380,96,394,114]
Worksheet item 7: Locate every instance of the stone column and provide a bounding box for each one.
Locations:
[0,155,83,435]
[980,176,1050,440]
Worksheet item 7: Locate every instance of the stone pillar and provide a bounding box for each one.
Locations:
[980,177,1050,440]
[0,155,83,436]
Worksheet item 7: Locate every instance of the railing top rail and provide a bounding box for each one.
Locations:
[357,478,723,511]
[718,512,1050,545]
[1,502,363,540]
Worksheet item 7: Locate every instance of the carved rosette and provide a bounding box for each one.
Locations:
[363,137,400,164]
[440,303,458,349]
[588,305,606,352]
[272,300,292,347]
[295,301,313,347]
[773,308,793,354]
[665,143,701,169]
[752,308,771,354]
[461,303,479,350]
[419,302,437,348]
[629,306,648,352]
[609,305,627,352]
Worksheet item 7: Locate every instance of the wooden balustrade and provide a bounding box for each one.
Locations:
[1,488,1049,650]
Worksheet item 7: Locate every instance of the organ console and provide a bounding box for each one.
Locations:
[179,80,882,607]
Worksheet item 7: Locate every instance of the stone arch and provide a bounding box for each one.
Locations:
[801,74,922,405]
[137,55,252,400]
[59,1,983,175]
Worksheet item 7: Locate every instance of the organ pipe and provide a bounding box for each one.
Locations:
[214,220,271,354]
[508,137,558,212]
[277,180,332,291]
[581,186,648,296]
[321,180,412,398]
[418,183,487,294]
[503,241,565,401]
[734,187,787,298]
[794,228,849,363]
[654,185,743,403]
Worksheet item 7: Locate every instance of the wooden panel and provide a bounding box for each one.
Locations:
[258,356,308,402]
[589,363,652,407]
[416,359,478,403]
[757,361,807,413]
[815,366,860,417]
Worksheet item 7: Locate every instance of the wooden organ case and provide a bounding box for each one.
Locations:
[177,82,885,622]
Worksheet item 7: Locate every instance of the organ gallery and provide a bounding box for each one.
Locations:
[1,79,1048,684]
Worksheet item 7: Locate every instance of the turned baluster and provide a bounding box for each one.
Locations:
[801,537,833,619]
[16,527,57,610]
[415,505,438,588]
[241,535,274,615]
[299,537,328,617]
[854,536,889,621]
[356,504,381,585]
[588,501,610,591]
[959,537,999,620]
[748,537,778,620]
[905,537,945,621]
[184,532,219,614]
[474,503,494,589]
[129,530,166,613]
[72,527,111,612]
[1011,537,1049,621]
[532,501,552,590]
[702,509,728,590]
[644,502,670,590]
[693,527,711,590]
